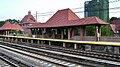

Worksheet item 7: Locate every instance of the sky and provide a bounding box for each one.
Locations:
[0,0,120,22]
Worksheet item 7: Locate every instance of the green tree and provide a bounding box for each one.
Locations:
[109,17,118,23]
[0,21,5,27]
[5,19,19,24]
[86,26,95,36]
[86,25,113,36]
[101,25,113,36]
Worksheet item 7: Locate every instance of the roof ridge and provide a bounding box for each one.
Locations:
[93,16,109,24]
[58,8,70,11]
[68,9,80,20]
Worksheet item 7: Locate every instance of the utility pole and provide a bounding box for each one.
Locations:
[36,11,37,22]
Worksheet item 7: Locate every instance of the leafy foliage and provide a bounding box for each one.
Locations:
[5,19,19,24]
[101,25,113,36]
[86,26,95,36]
[0,21,5,27]
[85,25,112,36]
[10,30,23,35]
[109,17,118,23]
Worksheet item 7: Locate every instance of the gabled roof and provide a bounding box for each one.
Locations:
[0,21,24,31]
[20,11,36,24]
[112,20,120,24]
[1,21,12,30]
[28,8,108,28]
[47,8,80,23]
[110,24,116,33]
[110,20,120,33]
[12,24,24,31]
[69,16,109,25]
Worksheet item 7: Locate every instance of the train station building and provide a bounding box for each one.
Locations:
[28,8,108,41]
[19,11,36,34]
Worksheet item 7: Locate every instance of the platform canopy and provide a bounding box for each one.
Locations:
[0,21,24,31]
[28,8,108,28]
[28,8,109,41]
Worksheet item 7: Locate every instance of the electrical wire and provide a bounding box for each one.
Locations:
[34,0,120,17]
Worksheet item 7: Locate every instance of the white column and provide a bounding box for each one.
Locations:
[8,37,10,41]
[63,43,66,47]
[37,40,40,44]
[114,47,119,54]
[27,39,29,43]
[61,30,64,39]
[15,38,18,43]
[96,25,101,41]
[4,37,6,41]
[31,40,33,43]
[11,38,14,42]
[41,29,44,38]
[20,39,23,42]
[49,41,51,45]
[68,28,70,40]
[6,31,7,35]
[74,44,77,49]
[41,41,44,45]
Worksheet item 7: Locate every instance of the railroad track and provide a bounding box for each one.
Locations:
[0,41,86,67]
[19,42,120,63]
[39,45,120,62]
[0,54,17,67]
[0,53,29,67]
[1,41,120,67]
[19,42,120,66]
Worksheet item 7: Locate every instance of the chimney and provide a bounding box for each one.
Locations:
[28,10,31,15]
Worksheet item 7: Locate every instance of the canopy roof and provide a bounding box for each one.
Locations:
[0,21,24,31]
[110,20,120,33]
[28,8,108,28]
[110,24,116,33]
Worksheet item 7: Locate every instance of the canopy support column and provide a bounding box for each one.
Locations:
[52,29,55,39]
[71,29,74,39]
[80,26,85,41]
[96,25,101,41]
[42,28,45,38]
[68,28,70,40]
[5,31,7,35]
[61,30,64,39]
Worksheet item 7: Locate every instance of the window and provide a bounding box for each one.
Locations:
[97,0,99,2]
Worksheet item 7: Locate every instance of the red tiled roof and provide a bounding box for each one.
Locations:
[110,20,120,33]
[28,8,108,28]
[20,15,36,23]
[12,24,24,31]
[46,8,80,23]
[0,21,24,31]
[110,24,116,33]
[1,21,12,30]
[112,20,120,24]
[69,16,109,25]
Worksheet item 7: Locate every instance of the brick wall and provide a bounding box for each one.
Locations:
[71,36,120,42]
